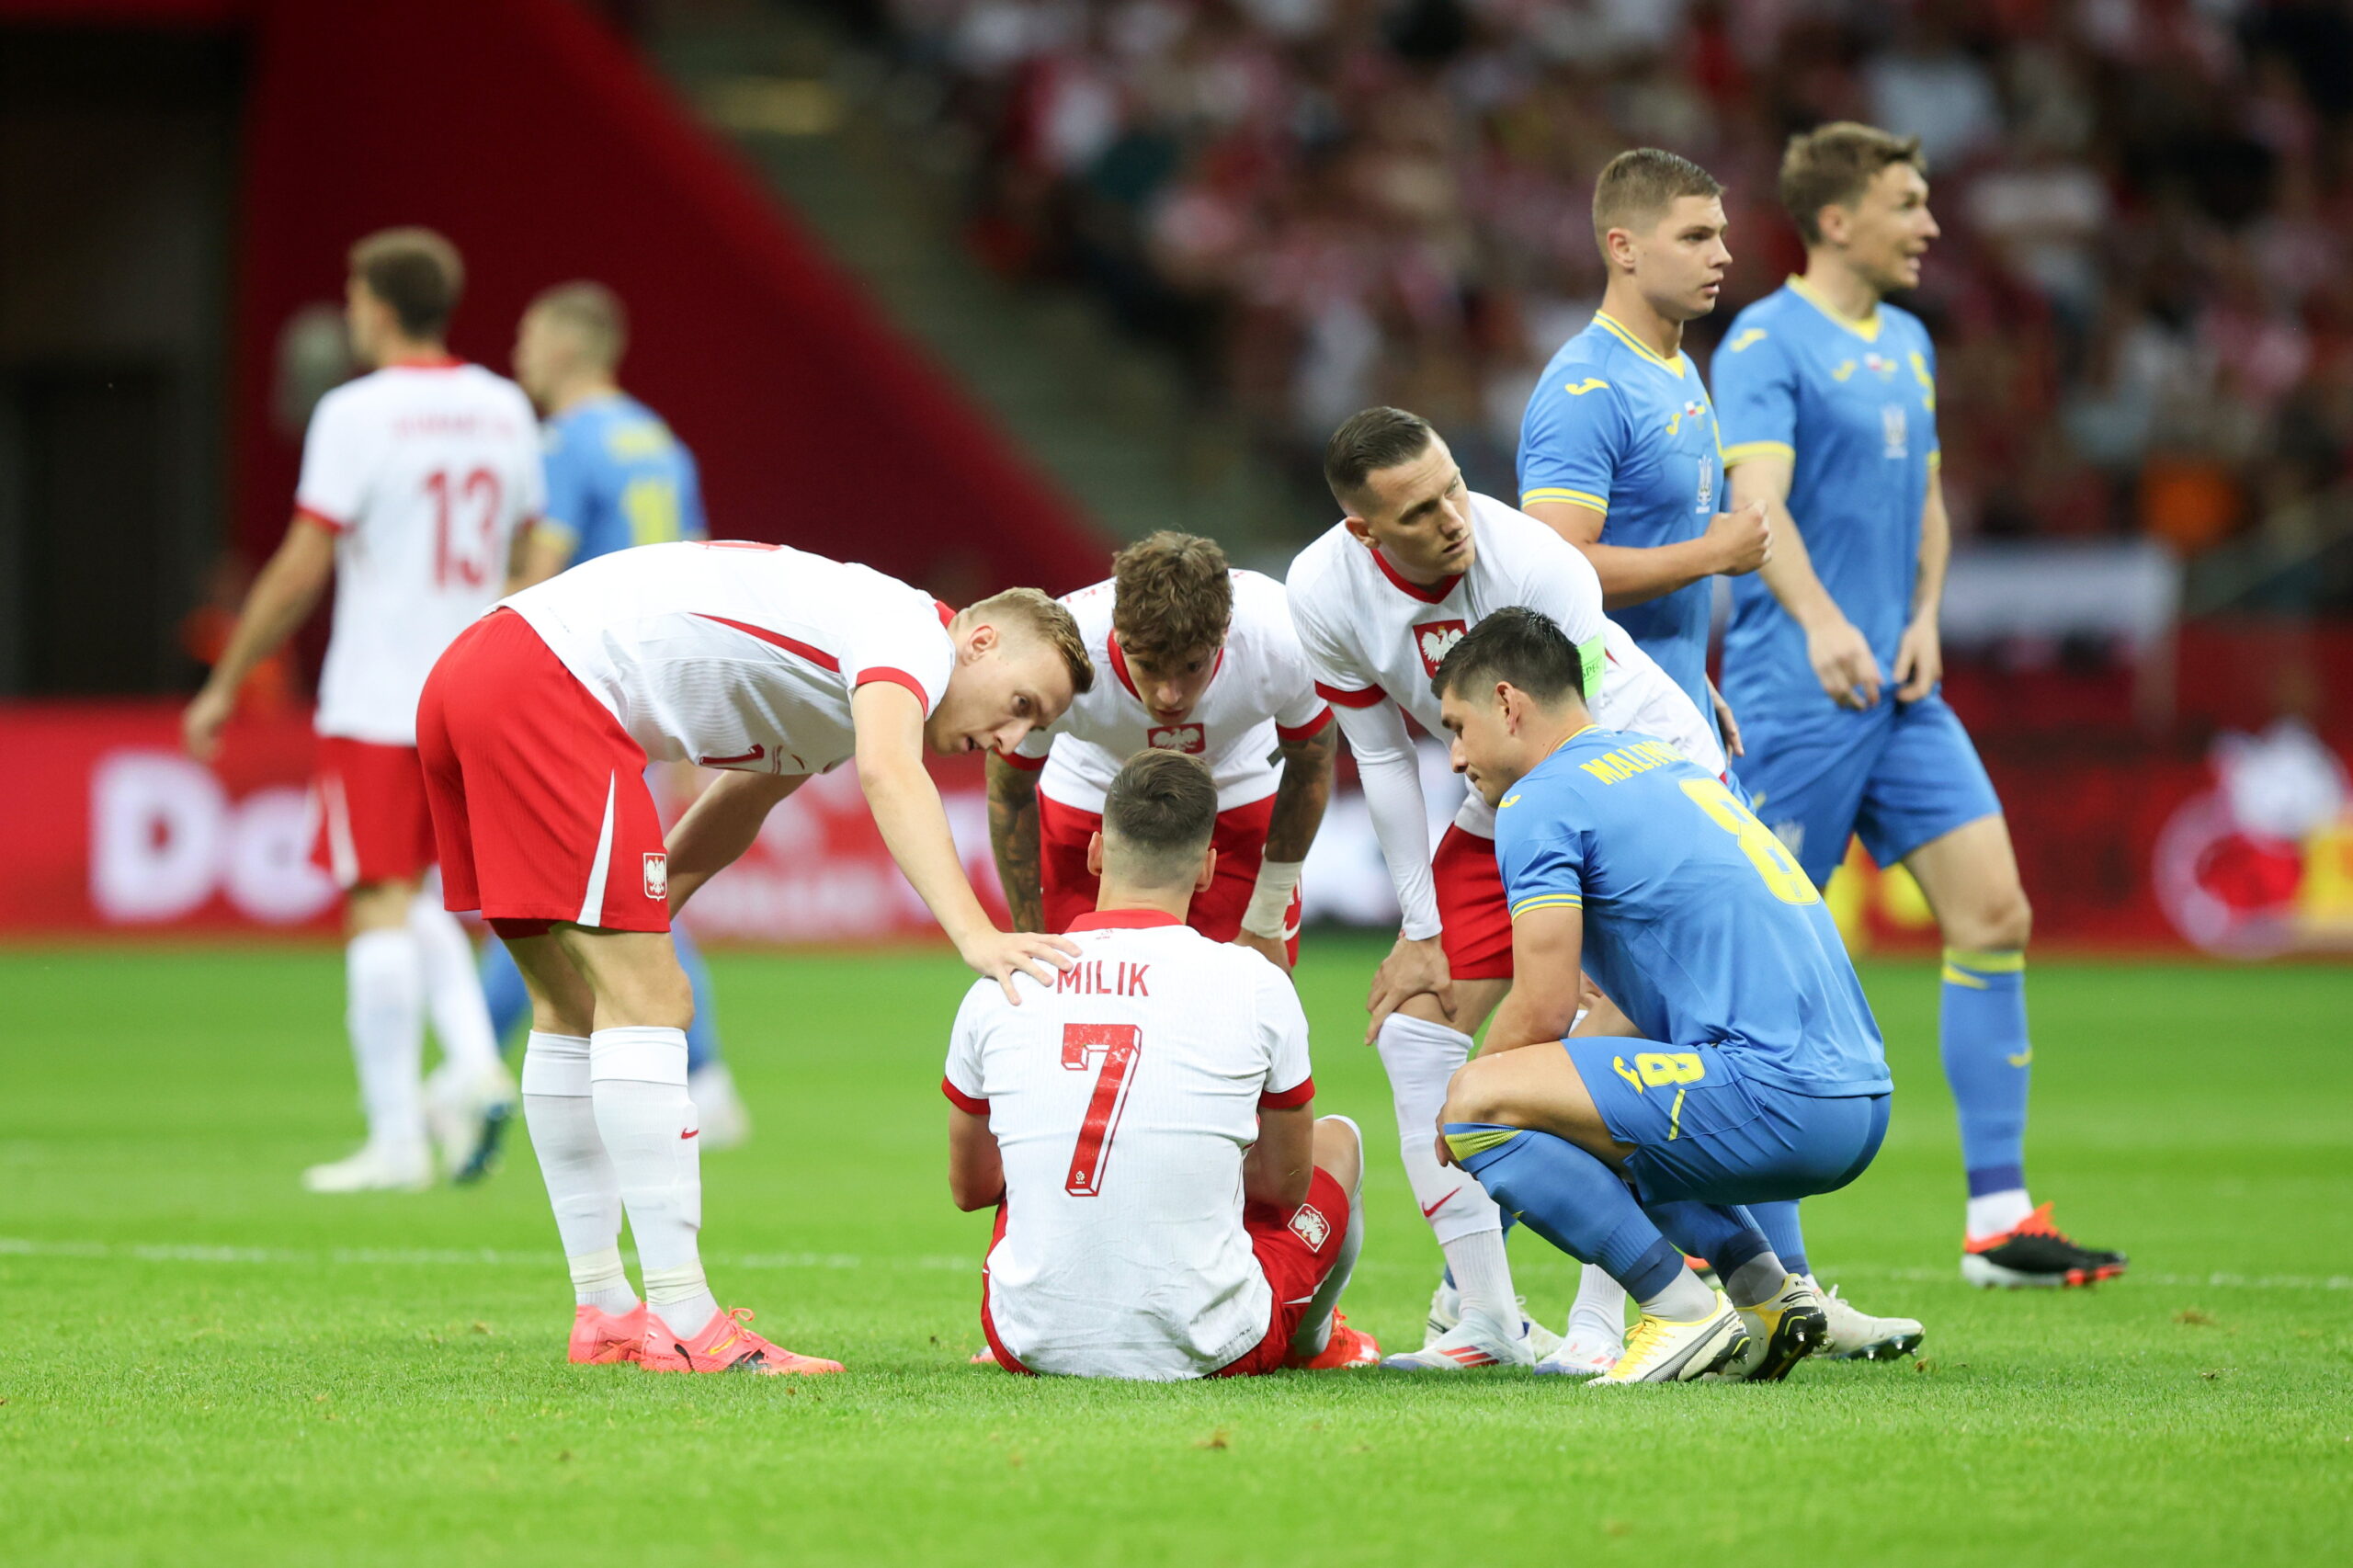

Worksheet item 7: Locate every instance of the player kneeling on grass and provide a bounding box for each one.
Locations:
[1430,608,1894,1385]
[417,540,1092,1375]
[946,749,1378,1380]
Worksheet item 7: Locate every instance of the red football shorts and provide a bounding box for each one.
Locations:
[310,737,438,889]
[977,1167,1354,1379]
[417,608,670,936]
[1433,824,1512,981]
[1037,790,1300,960]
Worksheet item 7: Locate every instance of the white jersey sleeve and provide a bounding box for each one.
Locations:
[1255,958,1315,1104]
[944,983,991,1109]
[841,595,958,716]
[294,388,388,531]
[1333,698,1440,940]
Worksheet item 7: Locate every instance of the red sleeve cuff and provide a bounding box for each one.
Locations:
[941,1076,990,1116]
[293,503,348,534]
[999,748,1048,771]
[856,667,932,710]
[1313,681,1385,710]
[1259,1075,1314,1110]
[1276,706,1335,744]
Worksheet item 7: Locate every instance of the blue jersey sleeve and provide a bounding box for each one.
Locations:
[1497,811,1588,922]
[1909,329,1941,467]
[1518,372,1628,517]
[539,422,598,553]
[1713,323,1799,470]
[676,444,709,540]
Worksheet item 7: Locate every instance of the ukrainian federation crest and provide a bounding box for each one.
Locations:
[1414,619,1468,677]
[1290,1203,1331,1251]
[1881,405,1909,459]
[1145,723,1206,755]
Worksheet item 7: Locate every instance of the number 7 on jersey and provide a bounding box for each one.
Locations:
[1061,1024,1141,1197]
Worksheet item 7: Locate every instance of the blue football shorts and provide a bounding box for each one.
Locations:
[1739,693,2003,888]
[1562,1036,1890,1208]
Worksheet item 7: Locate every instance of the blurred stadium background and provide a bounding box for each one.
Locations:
[5,0,2352,960]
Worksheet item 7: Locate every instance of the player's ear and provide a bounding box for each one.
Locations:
[1086,831,1105,878]
[1342,514,1375,548]
[964,621,998,661]
[1195,846,1217,893]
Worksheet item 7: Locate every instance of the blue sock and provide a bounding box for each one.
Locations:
[1443,1124,1686,1303]
[674,926,722,1075]
[1940,949,2031,1198]
[1645,1201,1771,1279]
[1746,1199,1810,1278]
[479,937,531,1055]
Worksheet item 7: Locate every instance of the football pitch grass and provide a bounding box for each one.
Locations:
[1,943,2347,1567]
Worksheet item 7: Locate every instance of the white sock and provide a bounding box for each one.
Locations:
[566,1245,638,1317]
[1372,1014,1510,1244]
[1968,1187,2033,1241]
[520,1030,625,1302]
[643,1261,721,1341]
[1640,1266,1717,1322]
[1568,1262,1630,1345]
[345,928,426,1155]
[408,892,501,1076]
[588,1027,711,1334]
[1443,1232,1520,1332]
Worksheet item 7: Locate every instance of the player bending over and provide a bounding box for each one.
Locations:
[184,227,531,1193]
[948,750,1377,1380]
[1287,405,1722,1375]
[1433,609,1892,1384]
[1713,122,2124,1289]
[987,531,1336,968]
[465,280,750,1160]
[417,540,1092,1374]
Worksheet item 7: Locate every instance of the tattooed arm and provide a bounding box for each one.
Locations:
[985,752,1045,935]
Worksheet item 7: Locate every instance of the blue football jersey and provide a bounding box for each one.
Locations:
[540,392,708,564]
[1711,278,1939,729]
[1518,312,1723,720]
[1494,725,1890,1097]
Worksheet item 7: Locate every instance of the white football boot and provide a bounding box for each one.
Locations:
[301,1142,432,1194]
[1422,1273,1562,1359]
[1533,1329,1624,1378]
[688,1062,752,1151]
[425,1060,517,1181]
[1381,1307,1541,1370]
[1590,1290,1749,1386]
[1812,1277,1926,1360]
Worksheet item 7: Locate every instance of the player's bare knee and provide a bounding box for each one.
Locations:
[1440,1054,1514,1129]
[1949,887,2032,952]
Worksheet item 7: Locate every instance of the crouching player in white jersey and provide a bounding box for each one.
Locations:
[988,532,1336,968]
[948,750,1378,1379]
[416,540,1093,1374]
[1288,406,1723,1375]
[184,227,536,1192]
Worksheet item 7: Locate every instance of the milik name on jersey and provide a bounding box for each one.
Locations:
[1055,960,1152,997]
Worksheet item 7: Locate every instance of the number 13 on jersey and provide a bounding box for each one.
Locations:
[1062,1024,1141,1197]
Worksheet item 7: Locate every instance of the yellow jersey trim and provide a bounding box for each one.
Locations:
[532,516,581,545]
[1592,312,1687,377]
[1523,487,1608,513]
[1785,274,1882,341]
[1509,893,1585,919]
[1927,449,1943,470]
[1444,1127,1520,1162]
[1721,440,1795,469]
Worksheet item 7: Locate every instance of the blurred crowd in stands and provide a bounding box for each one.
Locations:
[870,0,2353,597]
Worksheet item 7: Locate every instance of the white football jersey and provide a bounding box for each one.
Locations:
[1007,569,1330,813]
[945,911,1315,1381]
[1287,491,1724,838]
[295,360,544,744]
[503,540,954,776]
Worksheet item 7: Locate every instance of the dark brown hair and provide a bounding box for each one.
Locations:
[1592,148,1723,246]
[1431,606,1587,705]
[1111,532,1232,663]
[1324,406,1437,506]
[347,227,464,339]
[1101,749,1218,881]
[1779,122,1927,244]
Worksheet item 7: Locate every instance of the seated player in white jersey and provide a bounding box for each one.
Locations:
[416,540,1094,1376]
[1286,405,1725,1376]
[183,227,538,1194]
[947,749,1378,1380]
[987,531,1336,969]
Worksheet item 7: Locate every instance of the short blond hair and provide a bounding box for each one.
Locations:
[528,280,629,371]
[965,586,1095,695]
[1779,123,1927,244]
